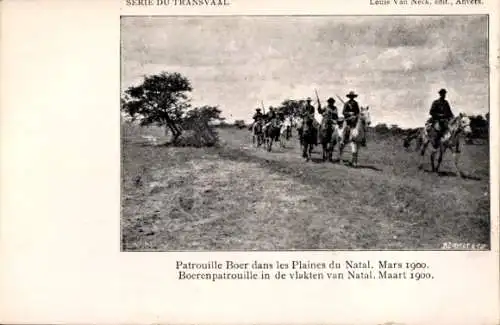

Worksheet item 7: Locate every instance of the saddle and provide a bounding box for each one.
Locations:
[345,115,358,128]
[253,120,264,131]
[426,118,450,147]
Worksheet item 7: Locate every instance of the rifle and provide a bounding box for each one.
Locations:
[314,89,321,111]
[261,101,266,114]
[336,94,346,105]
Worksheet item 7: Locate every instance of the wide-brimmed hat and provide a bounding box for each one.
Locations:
[327,97,335,103]
[306,97,312,101]
[256,108,261,111]
[346,91,358,98]
[438,88,447,95]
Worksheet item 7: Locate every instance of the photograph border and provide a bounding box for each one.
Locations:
[120,13,493,252]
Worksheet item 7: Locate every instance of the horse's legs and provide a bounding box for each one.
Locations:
[351,142,358,167]
[330,139,336,162]
[338,142,344,164]
[418,140,429,170]
[327,141,332,162]
[304,144,310,161]
[435,147,444,173]
[430,149,437,172]
[416,136,423,152]
[322,141,327,162]
[452,150,464,177]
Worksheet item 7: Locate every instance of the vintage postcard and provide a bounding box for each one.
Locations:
[1,0,499,324]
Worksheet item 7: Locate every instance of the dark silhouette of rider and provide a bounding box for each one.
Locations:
[302,97,318,145]
[266,106,277,123]
[253,108,264,122]
[342,91,360,126]
[250,108,264,130]
[342,91,366,146]
[318,97,339,122]
[428,88,454,147]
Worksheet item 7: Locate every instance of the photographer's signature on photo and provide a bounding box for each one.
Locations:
[441,242,488,250]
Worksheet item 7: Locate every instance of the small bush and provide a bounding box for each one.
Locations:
[177,106,222,147]
[234,120,246,129]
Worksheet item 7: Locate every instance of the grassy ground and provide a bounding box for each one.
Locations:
[121,123,490,250]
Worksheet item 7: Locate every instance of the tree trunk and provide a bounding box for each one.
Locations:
[163,114,182,144]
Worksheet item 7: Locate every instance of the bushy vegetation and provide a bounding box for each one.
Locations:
[233,120,246,129]
[121,72,224,147]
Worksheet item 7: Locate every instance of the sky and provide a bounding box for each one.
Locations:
[121,15,488,128]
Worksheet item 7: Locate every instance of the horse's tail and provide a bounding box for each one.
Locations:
[403,134,414,148]
[403,129,422,149]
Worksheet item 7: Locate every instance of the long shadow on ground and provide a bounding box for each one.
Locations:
[423,169,483,181]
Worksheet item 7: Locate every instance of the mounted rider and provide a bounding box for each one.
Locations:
[342,91,361,125]
[249,108,264,130]
[266,106,277,123]
[300,97,318,144]
[318,97,339,123]
[341,91,364,144]
[427,88,454,147]
[253,108,264,122]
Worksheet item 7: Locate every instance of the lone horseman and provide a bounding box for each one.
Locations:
[342,91,365,146]
[427,88,454,148]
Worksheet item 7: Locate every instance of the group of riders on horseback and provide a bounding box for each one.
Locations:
[250,90,370,163]
[250,87,472,174]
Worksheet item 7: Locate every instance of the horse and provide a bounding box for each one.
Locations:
[279,117,293,148]
[300,116,318,161]
[252,120,265,147]
[295,117,304,146]
[263,118,282,152]
[408,114,472,177]
[336,106,371,167]
[318,116,337,162]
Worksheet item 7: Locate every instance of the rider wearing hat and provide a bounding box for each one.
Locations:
[342,91,361,126]
[304,97,315,116]
[319,97,339,122]
[342,91,367,146]
[301,97,318,145]
[250,108,264,130]
[428,88,454,147]
[253,108,264,122]
[266,106,277,122]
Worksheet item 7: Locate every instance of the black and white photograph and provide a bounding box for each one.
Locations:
[120,15,490,251]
